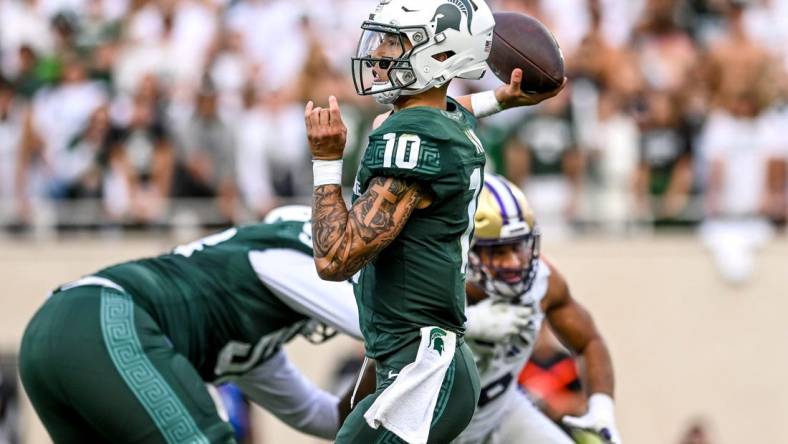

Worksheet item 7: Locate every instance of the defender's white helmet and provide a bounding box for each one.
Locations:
[470,175,541,301]
[352,0,495,104]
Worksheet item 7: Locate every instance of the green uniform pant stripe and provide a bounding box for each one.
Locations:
[377,431,406,444]
[431,359,455,426]
[100,288,210,444]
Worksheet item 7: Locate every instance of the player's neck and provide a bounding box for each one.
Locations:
[393,86,449,111]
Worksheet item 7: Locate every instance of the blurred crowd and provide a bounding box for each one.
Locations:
[0,0,786,238]
[484,0,787,235]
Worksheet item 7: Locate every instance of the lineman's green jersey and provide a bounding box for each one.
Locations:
[95,220,360,382]
[21,217,361,442]
[352,98,486,358]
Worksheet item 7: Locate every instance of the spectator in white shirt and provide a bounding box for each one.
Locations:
[698,94,776,284]
[18,58,106,203]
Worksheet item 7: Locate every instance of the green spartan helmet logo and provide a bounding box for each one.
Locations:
[432,0,474,34]
[429,328,447,355]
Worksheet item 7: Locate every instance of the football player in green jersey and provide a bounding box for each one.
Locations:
[305,1,564,442]
[18,206,367,443]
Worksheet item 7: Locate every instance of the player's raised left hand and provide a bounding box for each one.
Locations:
[305,96,347,161]
[562,393,623,444]
[495,68,567,109]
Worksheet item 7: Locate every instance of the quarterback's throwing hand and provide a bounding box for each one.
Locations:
[495,68,567,109]
[305,96,347,161]
[562,394,623,444]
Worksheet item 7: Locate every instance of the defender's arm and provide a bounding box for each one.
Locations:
[542,258,614,397]
[541,257,621,443]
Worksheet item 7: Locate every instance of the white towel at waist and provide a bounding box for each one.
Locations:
[364,326,457,444]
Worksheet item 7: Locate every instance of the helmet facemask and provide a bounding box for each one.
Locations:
[469,230,541,302]
[351,23,427,104]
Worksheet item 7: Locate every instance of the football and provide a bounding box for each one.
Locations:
[487,12,565,93]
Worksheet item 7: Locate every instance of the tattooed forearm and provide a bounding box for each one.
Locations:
[312,184,348,259]
[311,176,424,281]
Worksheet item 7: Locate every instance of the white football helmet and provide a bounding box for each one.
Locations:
[352,0,495,104]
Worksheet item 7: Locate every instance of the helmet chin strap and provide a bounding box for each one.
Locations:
[373,69,422,104]
[373,89,401,104]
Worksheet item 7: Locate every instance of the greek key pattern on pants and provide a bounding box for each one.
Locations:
[100,288,210,444]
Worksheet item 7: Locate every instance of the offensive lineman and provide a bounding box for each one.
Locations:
[304,0,563,442]
[455,175,622,444]
[19,206,364,443]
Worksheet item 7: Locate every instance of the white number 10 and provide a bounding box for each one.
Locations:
[383,133,421,169]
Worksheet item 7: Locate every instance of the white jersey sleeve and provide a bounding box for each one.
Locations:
[249,248,362,340]
[232,349,340,440]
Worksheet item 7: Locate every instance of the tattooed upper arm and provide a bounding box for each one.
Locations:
[311,176,426,281]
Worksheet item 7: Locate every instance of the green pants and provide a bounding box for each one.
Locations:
[19,285,235,444]
[336,339,481,443]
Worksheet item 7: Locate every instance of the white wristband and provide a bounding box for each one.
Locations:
[588,393,615,420]
[313,160,343,187]
[471,90,503,118]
